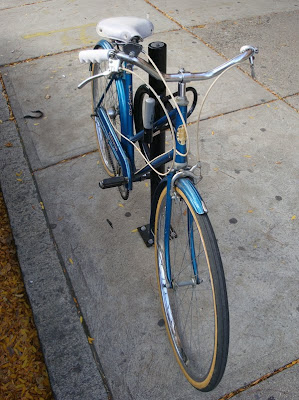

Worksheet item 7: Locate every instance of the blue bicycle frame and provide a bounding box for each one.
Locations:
[96,40,188,186]
[96,39,207,287]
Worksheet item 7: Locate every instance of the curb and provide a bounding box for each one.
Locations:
[0,75,111,400]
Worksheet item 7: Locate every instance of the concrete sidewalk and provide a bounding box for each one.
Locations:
[1,1,298,399]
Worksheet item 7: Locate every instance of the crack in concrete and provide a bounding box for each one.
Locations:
[188,98,280,125]
[218,359,299,400]
[0,73,15,121]
[0,46,90,68]
[0,0,53,12]
[32,149,98,173]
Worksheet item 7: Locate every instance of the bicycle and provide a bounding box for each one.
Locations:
[78,16,258,392]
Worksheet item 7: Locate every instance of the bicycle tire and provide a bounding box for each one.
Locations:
[155,186,229,391]
[91,43,123,178]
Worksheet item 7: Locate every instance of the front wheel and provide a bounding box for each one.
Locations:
[155,186,229,391]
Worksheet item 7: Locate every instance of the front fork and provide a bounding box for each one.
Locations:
[164,81,197,285]
[164,164,203,287]
[164,172,175,285]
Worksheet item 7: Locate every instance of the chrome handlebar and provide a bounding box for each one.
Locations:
[119,46,258,82]
[78,45,258,89]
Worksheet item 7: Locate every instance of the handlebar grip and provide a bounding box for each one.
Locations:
[240,45,259,55]
[79,49,111,64]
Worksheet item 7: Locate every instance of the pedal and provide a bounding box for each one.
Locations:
[99,176,128,189]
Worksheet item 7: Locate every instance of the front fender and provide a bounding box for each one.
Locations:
[176,178,207,215]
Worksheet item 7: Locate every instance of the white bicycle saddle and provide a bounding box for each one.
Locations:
[96,16,154,43]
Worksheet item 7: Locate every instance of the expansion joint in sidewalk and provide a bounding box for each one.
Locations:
[218,359,299,400]
[0,46,91,69]
[32,149,98,173]
[0,73,15,121]
[51,245,113,400]
[0,0,53,12]
[188,98,279,125]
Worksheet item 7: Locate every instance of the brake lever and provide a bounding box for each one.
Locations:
[240,45,258,80]
[249,55,256,79]
[78,70,110,89]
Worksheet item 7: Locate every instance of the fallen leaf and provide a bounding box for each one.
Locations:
[80,316,83,324]
[4,142,13,147]
[69,258,73,265]
[248,210,253,213]
[131,229,138,233]
[88,337,94,344]
[118,203,124,208]
[291,215,296,220]
[40,202,44,209]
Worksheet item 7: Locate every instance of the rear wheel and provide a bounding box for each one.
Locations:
[91,43,128,199]
[91,44,122,177]
[155,186,229,391]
